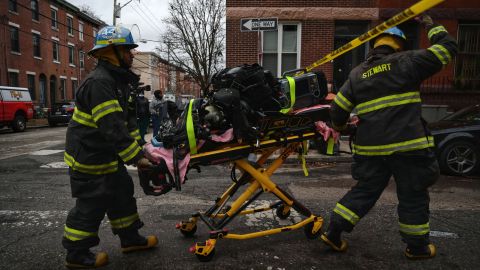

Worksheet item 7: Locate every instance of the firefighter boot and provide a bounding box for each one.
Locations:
[119,230,158,253]
[320,227,348,252]
[405,244,436,260]
[65,249,108,269]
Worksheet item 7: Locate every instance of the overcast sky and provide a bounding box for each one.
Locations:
[67,0,170,52]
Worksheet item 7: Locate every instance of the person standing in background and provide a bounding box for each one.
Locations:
[149,90,164,137]
[136,92,150,144]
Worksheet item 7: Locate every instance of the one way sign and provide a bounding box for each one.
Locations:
[241,18,278,32]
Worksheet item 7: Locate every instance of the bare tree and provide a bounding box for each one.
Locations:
[158,0,225,96]
[79,5,102,22]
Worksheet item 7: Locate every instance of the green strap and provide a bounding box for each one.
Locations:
[326,137,335,155]
[186,99,197,155]
[280,76,296,114]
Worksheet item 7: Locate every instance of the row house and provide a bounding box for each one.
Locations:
[226,0,480,110]
[0,0,105,114]
[132,51,201,102]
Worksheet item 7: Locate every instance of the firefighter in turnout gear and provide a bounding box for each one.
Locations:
[62,26,158,268]
[321,15,458,259]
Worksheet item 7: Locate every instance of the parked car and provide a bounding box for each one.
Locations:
[48,102,75,126]
[0,86,34,132]
[428,104,480,176]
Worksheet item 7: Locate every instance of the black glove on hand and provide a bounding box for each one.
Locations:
[416,14,434,27]
[137,163,172,196]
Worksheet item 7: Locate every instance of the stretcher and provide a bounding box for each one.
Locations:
[163,105,331,262]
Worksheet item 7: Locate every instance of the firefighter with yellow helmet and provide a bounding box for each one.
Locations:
[62,25,157,268]
[322,15,458,259]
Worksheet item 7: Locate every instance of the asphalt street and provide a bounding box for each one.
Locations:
[1,126,480,270]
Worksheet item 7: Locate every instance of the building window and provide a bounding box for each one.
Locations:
[27,74,36,100]
[68,45,75,65]
[31,0,39,21]
[67,17,73,35]
[79,51,85,68]
[9,0,17,12]
[93,29,97,39]
[261,23,301,77]
[8,72,19,87]
[33,33,41,57]
[60,78,67,100]
[10,26,20,53]
[79,22,84,41]
[71,79,78,98]
[455,22,480,91]
[51,9,58,29]
[53,41,59,62]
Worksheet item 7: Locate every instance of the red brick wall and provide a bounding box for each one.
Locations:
[226,19,259,67]
[301,20,334,80]
[0,0,102,108]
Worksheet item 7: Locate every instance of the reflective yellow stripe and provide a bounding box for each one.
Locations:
[64,152,118,175]
[356,92,421,115]
[428,26,447,40]
[333,92,354,112]
[64,225,97,241]
[353,136,434,155]
[280,76,296,114]
[333,203,360,225]
[186,99,197,154]
[92,100,123,122]
[96,38,126,45]
[110,213,139,229]
[72,107,98,128]
[428,44,451,65]
[130,129,141,140]
[118,141,141,162]
[399,222,430,236]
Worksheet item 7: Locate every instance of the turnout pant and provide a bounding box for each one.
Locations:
[62,165,143,251]
[330,150,439,246]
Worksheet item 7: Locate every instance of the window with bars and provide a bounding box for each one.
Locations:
[33,33,41,57]
[10,26,20,53]
[455,22,480,91]
[261,23,301,77]
[28,74,36,100]
[8,72,19,87]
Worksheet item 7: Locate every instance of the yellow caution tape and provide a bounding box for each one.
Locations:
[297,0,445,76]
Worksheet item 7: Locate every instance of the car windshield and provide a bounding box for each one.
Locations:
[442,105,480,121]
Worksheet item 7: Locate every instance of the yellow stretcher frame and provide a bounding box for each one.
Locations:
[175,132,324,262]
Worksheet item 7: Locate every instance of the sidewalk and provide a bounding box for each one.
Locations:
[27,118,49,128]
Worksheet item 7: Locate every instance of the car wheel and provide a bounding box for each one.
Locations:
[12,115,26,132]
[439,140,479,176]
[48,119,57,127]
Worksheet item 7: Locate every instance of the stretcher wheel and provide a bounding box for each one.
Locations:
[304,221,321,239]
[196,247,215,262]
[276,204,291,220]
[180,224,197,237]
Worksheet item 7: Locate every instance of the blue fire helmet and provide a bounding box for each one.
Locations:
[371,26,407,49]
[88,25,138,56]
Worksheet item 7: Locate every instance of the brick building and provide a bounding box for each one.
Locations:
[226,0,480,110]
[0,0,105,114]
[132,51,201,101]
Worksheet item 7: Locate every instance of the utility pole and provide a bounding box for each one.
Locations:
[113,0,135,25]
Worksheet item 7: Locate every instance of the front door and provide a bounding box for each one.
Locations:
[333,21,368,92]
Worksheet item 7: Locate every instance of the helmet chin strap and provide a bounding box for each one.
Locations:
[112,46,129,69]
